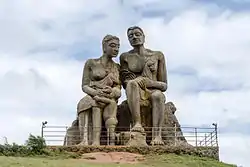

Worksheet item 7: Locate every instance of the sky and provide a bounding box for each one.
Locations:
[0,0,249,166]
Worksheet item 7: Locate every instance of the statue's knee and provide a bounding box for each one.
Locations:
[105,118,118,127]
[127,80,138,89]
[151,90,165,102]
[109,100,117,107]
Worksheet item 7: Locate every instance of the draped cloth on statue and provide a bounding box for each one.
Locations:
[77,63,120,115]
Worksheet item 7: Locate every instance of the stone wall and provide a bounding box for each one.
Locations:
[47,145,219,160]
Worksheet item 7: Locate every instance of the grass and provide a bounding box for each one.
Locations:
[0,154,236,167]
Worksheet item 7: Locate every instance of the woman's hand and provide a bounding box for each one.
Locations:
[102,86,112,94]
[95,89,106,96]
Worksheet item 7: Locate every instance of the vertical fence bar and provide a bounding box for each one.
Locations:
[210,132,213,146]
[64,126,68,146]
[129,124,132,141]
[215,123,218,148]
[107,127,110,146]
[195,128,197,147]
[205,134,207,146]
[41,126,44,138]
[174,124,177,146]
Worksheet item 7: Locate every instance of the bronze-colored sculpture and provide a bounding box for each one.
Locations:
[120,26,167,145]
[77,35,121,146]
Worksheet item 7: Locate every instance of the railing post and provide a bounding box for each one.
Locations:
[107,127,110,146]
[210,132,213,146]
[41,121,47,138]
[65,126,68,145]
[215,123,218,147]
[41,126,44,138]
[195,128,197,147]
[205,134,207,146]
[174,124,177,146]
[129,123,132,141]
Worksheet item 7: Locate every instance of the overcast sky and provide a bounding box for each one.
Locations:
[0,0,249,166]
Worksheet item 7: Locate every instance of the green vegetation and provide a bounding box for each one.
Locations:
[0,134,79,158]
[0,154,236,167]
[0,134,47,157]
[0,134,236,167]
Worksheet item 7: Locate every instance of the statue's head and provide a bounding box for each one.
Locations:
[102,34,120,58]
[127,26,145,47]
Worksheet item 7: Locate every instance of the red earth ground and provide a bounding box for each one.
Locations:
[81,152,145,164]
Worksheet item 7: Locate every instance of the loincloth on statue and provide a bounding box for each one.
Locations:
[131,77,160,107]
[77,95,116,115]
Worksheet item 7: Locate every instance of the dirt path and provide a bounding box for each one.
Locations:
[81,152,145,164]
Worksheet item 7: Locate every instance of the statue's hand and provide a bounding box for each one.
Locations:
[95,89,106,96]
[137,77,146,90]
[109,87,121,99]
[102,86,112,94]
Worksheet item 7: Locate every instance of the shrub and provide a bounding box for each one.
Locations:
[25,134,46,154]
[0,134,47,157]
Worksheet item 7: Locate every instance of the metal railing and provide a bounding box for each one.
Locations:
[41,123,218,147]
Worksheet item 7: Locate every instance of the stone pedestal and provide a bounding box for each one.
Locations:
[118,131,147,147]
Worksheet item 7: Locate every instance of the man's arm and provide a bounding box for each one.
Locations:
[120,53,137,89]
[157,51,168,91]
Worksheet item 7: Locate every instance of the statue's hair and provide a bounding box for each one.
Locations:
[102,34,119,50]
[127,26,144,36]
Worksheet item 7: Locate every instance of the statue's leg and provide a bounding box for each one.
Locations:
[150,90,165,145]
[78,112,89,145]
[126,80,144,132]
[92,107,102,146]
[103,100,118,146]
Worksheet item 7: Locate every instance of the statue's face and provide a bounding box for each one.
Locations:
[104,39,120,58]
[127,28,145,47]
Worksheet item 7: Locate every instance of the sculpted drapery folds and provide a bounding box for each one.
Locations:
[119,26,168,145]
[77,35,121,146]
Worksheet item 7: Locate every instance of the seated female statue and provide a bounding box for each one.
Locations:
[77,35,121,146]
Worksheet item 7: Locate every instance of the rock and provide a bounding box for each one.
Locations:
[116,101,187,145]
[64,119,80,146]
[126,132,148,147]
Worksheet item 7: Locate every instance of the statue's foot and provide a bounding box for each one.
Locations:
[131,123,145,132]
[150,136,164,146]
[109,142,115,146]
[91,142,100,146]
[78,140,88,146]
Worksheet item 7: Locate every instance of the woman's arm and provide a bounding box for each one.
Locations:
[81,59,103,97]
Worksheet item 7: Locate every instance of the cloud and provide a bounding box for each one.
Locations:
[219,133,250,166]
[0,0,249,166]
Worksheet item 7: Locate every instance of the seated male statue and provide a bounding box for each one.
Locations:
[120,26,168,145]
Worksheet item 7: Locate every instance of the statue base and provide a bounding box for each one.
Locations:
[118,132,148,147]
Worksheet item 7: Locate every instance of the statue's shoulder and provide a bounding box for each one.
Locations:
[146,49,164,56]
[146,49,165,59]
[120,50,133,60]
[85,58,100,66]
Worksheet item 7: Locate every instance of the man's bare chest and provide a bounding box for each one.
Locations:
[125,53,159,73]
